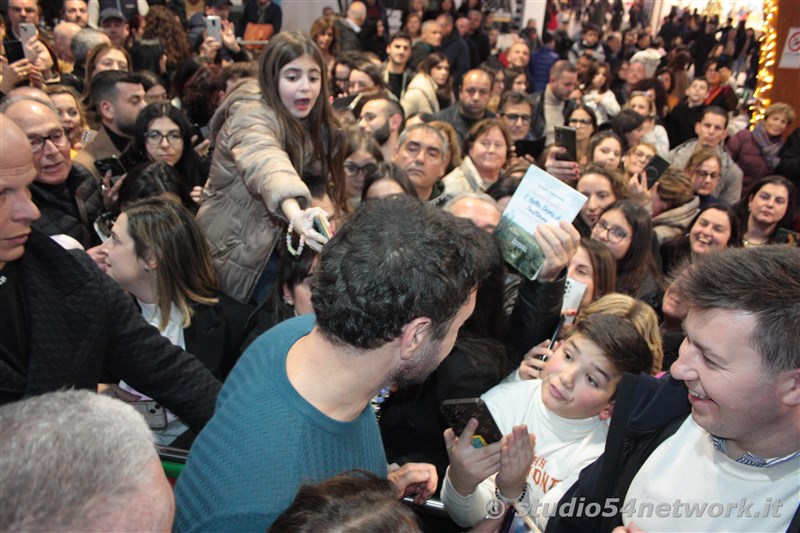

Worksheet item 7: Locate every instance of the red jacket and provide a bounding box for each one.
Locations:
[726,129,772,195]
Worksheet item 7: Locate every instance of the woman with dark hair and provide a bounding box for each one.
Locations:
[609,109,646,152]
[565,104,597,164]
[486,174,521,210]
[181,63,226,131]
[401,53,454,117]
[587,130,624,169]
[442,119,513,196]
[567,237,617,308]
[196,32,347,305]
[310,15,339,77]
[660,204,741,276]
[347,60,385,97]
[117,161,195,213]
[269,470,422,533]
[99,197,252,442]
[576,163,629,236]
[734,175,797,247]
[120,102,208,204]
[656,67,679,112]
[137,70,169,105]
[342,127,383,205]
[625,91,669,156]
[502,66,528,94]
[142,5,192,71]
[582,62,620,124]
[702,59,737,112]
[361,162,418,201]
[591,200,662,308]
[129,38,167,78]
[241,243,320,351]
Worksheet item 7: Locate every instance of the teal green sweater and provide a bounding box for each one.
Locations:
[173,315,388,531]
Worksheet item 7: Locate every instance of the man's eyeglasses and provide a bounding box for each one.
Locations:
[28,130,69,153]
[693,169,719,180]
[344,161,377,176]
[144,130,183,145]
[592,219,629,244]
[502,113,531,124]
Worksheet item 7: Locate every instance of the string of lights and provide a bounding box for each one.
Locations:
[751,0,778,126]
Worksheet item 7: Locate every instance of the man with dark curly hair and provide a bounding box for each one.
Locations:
[174,195,495,532]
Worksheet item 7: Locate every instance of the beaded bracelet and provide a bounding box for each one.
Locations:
[286,216,305,256]
[495,484,528,505]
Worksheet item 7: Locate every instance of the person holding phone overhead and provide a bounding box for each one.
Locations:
[441,313,653,532]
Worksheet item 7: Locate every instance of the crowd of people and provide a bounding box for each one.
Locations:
[1,0,799,531]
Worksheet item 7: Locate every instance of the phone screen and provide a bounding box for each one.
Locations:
[440,398,503,447]
[4,40,25,63]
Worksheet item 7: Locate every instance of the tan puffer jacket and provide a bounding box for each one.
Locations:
[197,80,312,304]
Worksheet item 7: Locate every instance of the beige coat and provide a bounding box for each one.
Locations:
[400,73,440,118]
[197,80,312,303]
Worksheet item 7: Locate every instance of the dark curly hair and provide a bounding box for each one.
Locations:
[312,195,493,349]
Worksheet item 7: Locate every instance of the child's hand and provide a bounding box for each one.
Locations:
[519,340,553,380]
[291,207,331,252]
[494,425,535,499]
[444,418,503,497]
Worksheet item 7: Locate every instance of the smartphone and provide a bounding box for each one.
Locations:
[546,315,566,352]
[644,154,671,189]
[94,156,127,183]
[554,126,577,162]
[205,15,222,43]
[774,228,799,247]
[18,22,38,42]
[514,138,546,160]
[313,213,334,239]
[130,401,167,430]
[4,40,25,63]
[440,398,503,448]
[561,277,587,324]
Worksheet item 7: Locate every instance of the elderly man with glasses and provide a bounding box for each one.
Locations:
[1,96,104,251]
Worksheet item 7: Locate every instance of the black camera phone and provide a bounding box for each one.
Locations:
[554,126,577,162]
[441,398,503,448]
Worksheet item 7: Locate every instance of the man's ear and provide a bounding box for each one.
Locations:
[389,113,403,133]
[98,99,114,122]
[399,317,433,361]
[779,368,800,408]
[598,400,614,421]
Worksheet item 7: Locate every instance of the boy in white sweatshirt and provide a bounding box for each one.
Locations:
[441,313,653,531]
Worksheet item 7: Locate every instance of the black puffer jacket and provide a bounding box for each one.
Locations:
[30,162,104,249]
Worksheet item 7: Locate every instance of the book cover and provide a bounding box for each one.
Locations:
[494,165,587,280]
